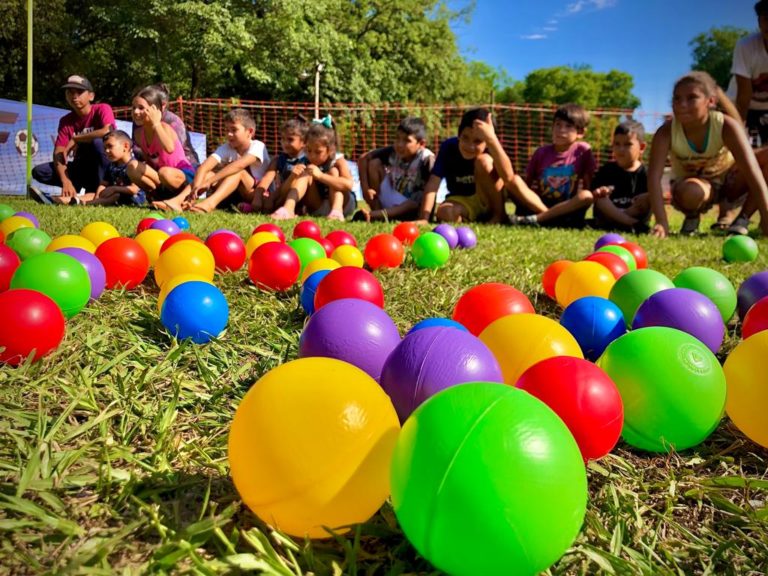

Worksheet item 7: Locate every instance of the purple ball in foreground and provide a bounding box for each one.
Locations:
[56,247,106,301]
[380,326,503,422]
[737,271,768,319]
[456,226,477,249]
[594,233,625,251]
[298,298,401,381]
[150,219,181,236]
[632,288,724,354]
[14,211,39,228]
[207,228,238,241]
[433,223,459,249]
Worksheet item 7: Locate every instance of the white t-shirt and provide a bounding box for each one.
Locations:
[211,139,270,180]
[731,32,768,111]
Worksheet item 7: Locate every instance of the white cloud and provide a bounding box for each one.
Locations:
[566,0,616,14]
[521,34,547,40]
[543,26,558,31]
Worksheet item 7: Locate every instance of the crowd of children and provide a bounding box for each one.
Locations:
[29,70,768,238]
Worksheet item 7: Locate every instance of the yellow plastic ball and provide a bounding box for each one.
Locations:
[46,234,97,254]
[555,260,616,308]
[300,257,341,283]
[228,357,400,539]
[331,245,365,268]
[246,232,280,260]
[80,221,120,248]
[157,273,214,313]
[135,229,170,267]
[0,215,35,237]
[724,331,768,448]
[154,240,215,287]
[479,313,583,385]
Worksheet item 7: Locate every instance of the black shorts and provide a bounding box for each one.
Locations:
[746,109,768,148]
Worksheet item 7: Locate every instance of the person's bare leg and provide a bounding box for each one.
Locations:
[671,178,711,217]
[436,202,468,222]
[272,174,310,219]
[536,189,594,224]
[595,197,639,228]
[506,174,549,214]
[365,158,384,210]
[127,161,160,192]
[192,173,243,213]
[474,156,507,224]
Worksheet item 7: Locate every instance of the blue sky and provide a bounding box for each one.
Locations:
[450,0,756,128]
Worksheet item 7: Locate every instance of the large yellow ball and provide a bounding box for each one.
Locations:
[0,215,35,237]
[154,240,215,287]
[246,232,280,260]
[724,331,768,448]
[46,234,97,253]
[135,229,170,266]
[331,245,364,268]
[555,260,615,308]
[80,221,119,248]
[228,357,400,538]
[300,257,341,283]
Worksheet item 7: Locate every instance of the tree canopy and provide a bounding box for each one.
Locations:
[690,26,749,89]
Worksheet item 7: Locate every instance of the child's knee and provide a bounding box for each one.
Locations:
[576,188,594,205]
[672,180,708,212]
[474,155,494,175]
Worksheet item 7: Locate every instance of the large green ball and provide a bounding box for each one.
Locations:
[609,268,674,326]
[411,232,450,269]
[6,227,52,260]
[722,235,758,263]
[0,204,14,221]
[287,237,325,276]
[673,266,736,323]
[597,327,726,452]
[10,252,91,318]
[391,382,587,576]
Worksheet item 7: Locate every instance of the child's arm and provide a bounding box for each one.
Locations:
[473,116,516,186]
[208,154,258,187]
[255,157,278,191]
[95,182,107,198]
[190,156,220,194]
[146,105,179,154]
[311,157,354,192]
[415,174,442,224]
[647,122,672,238]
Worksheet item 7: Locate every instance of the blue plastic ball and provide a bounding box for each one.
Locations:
[407,317,469,335]
[560,296,626,361]
[300,269,332,315]
[160,281,229,344]
[172,216,191,231]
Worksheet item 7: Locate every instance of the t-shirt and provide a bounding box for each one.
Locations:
[54,103,116,149]
[431,137,486,197]
[731,33,768,111]
[132,110,199,167]
[525,141,596,207]
[103,162,132,187]
[592,162,648,209]
[369,145,435,202]
[211,139,270,180]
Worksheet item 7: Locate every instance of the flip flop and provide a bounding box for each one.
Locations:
[271,206,296,220]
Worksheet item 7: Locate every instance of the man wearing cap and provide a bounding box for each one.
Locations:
[30,75,115,202]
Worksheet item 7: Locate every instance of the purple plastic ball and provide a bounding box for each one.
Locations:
[737,271,768,319]
[594,233,625,251]
[298,298,401,381]
[14,211,39,228]
[456,226,477,249]
[207,228,238,241]
[433,224,459,249]
[56,247,106,301]
[149,219,181,236]
[632,288,724,354]
[379,326,503,422]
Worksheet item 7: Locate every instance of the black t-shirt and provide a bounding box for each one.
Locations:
[431,137,481,197]
[592,162,647,209]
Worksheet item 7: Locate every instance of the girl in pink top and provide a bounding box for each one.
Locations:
[127,85,195,211]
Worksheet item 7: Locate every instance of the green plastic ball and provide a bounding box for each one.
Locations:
[0,204,14,221]
[411,232,450,269]
[673,266,737,323]
[10,252,91,318]
[145,212,166,220]
[723,235,758,263]
[391,382,587,576]
[597,327,726,452]
[6,228,52,260]
[597,244,637,271]
[288,238,326,276]
[609,268,674,326]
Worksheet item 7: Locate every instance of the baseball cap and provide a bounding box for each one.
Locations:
[61,75,94,91]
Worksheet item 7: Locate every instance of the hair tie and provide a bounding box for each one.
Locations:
[312,115,333,128]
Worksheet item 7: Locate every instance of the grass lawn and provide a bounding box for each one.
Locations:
[1,197,767,575]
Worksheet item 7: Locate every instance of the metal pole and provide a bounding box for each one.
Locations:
[314,63,324,119]
[26,0,33,190]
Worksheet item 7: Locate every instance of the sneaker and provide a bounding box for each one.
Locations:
[727,215,750,236]
[679,216,700,236]
[27,185,52,204]
[517,214,539,227]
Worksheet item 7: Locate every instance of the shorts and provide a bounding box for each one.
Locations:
[443,193,489,221]
[746,109,768,148]
[181,167,196,183]
[117,190,147,207]
[379,178,418,209]
[669,172,735,212]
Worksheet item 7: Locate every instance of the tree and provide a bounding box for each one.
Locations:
[520,66,640,109]
[690,26,749,89]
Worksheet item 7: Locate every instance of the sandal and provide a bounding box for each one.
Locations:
[271,206,296,220]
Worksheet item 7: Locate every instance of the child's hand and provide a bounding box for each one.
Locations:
[652,223,668,239]
[473,116,497,142]
[291,164,307,177]
[593,185,614,199]
[305,164,320,178]
[146,105,163,127]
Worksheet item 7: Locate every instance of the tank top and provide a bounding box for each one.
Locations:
[137,124,194,171]
[670,110,734,181]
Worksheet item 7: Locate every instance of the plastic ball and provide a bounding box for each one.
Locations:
[632,288,724,354]
[723,330,768,447]
[380,327,502,422]
[455,226,477,249]
[154,241,215,287]
[560,296,626,361]
[411,232,450,269]
[597,327,726,452]
[159,232,203,255]
[208,228,239,240]
[555,260,616,307]
[737,271,768,319]
[594,233,625,250]
[56,248,107,301]
[14,211,39,228]
[149,219,181,236]
[205,232,246,273]
[46,234,96,254]
[314,267,384,311]
[723,235,758,263]
[6,228,51,260]
[0,244,21,292]
[583,251,629,279]
[319,237,335,258]
[157,274,213,313]
[0,289,65,365]
[0,204,15,220]
[0,215,35,237]
[10,252,91,318]
[325,230,357,248]
[393,222,420,245]
[407,317,469,335]
[237,202,253,213]
[292,220,323,241]
[597,244,636,271]
[288,237,325,276]
[331,244,365,268]
[517,356,623,460]
[433,223,459,249]
[136,217,158,234]
[674,266,736,323]
[228,357,400,538]
[391,383,587,576]
[299,298,401,381]
[479,313,583,385]
[248,242,301,292]
[246,231,280,259]
[542,260,573,299]
[134,229,169,267]
[145,212,166,220]
[172,216,191,230]
[95,237,150,290]
[364,233,404,270]
[300,257,340,283]
[300,269,332,315]
[80,221,120,248]
[618,241,648,269]
[452,283,535,336]
[252,222,286,242]
[0,230,4,243]
[742,295,768,338]
[609,269,674,326]
[160,281,229,344]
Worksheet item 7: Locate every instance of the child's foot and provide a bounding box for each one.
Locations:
[271,206,296,220]
[352,209,372,222]
[151,199,184,213]
[517,214,539,226]
[679,215,700,236]
[53,195,83,206]
[327,209,345,222]
[189,203,213,214]
[727,215,750,236]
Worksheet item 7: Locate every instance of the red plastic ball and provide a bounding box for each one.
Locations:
[326,230,357,248]
[742,295,768,339]
[248,242,301,291]
[314,267,385,311]
[320,237,335,258]
[364,233,405,270]
[0,289,66,365]
[393,222,420,246]
[252,222,286,243]
[206,233,246,273]
[0,244,21,292]
[292,220,323,241]
[517,356,623,461]
[583,251,629,279]
[136,217,158,234]
[0,230,5,243]
[617,241,648,269]
[453,283,535,336]
[542,260,572,299]
[160,232,203,254]
[95,237,150,289]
